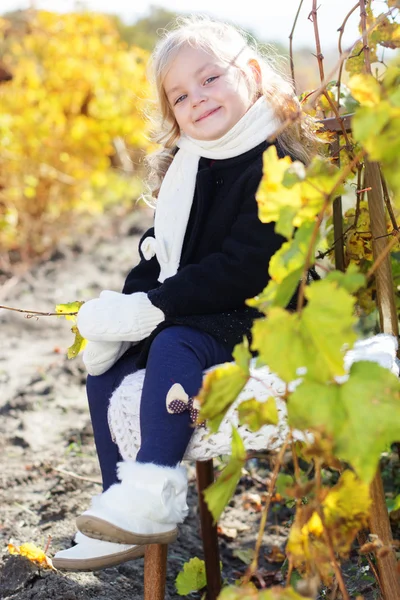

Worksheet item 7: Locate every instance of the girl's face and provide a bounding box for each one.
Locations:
[163,45,254,141]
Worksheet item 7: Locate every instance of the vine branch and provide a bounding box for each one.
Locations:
[337,2,360,106]
[0,304,78,317]
[379,166,399,232]
[309,1,325,84]
[242,434,290,585]
[289,0,304,93]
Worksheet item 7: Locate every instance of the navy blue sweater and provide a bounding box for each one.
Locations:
[122,141,289,366]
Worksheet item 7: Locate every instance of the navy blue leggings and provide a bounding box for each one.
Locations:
[87,326,232,491]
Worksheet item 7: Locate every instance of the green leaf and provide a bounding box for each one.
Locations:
[288,379,344,434]
[275,205,297,239]
[269,222,316,284]
[232,547,255,565]
[203,427,246,523]
[282,161,306,187]
[276,473,295,498]
[324,265,366,294]
[232,339,251,375]
[175,557,207,595]
[351,102,391,152]
[238,397,279,432]
[289,362,400,483]
[335,362,400,482]
[198,363,249,433]
[301,279,357,380]
[67,325,87,359]
[251,309,304,383]
[387,494,400,513]
[252,279,357,383]
[246,267,303,314]
[298,156,344,223]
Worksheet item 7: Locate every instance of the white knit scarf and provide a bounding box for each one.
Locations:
[140,96,281,283]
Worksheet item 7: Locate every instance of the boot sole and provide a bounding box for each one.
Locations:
[52,544,145,571]
[76,515,178,545]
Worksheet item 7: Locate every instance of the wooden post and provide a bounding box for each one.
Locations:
[144,544,168,600]
[196,460,222,600]
[332,131,346,272]
[363,159,400,600]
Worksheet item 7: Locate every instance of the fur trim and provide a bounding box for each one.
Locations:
[86,461,188,527]
[115,460,188,524]
[116,460,187,489]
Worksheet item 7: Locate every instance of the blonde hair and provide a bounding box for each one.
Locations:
[144,15,319,200]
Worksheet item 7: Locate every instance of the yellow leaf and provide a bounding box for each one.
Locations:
[323,470,371,531]
[55,300,84,322]
[8,542,55,570]
[198,362,249,432]
[68,325,87,359]
[348,74,381,107]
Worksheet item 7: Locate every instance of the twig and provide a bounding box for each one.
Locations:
[43,535,52,554]
[242,434,291,584]
[51,466,102,485]
[320,515,350,599]
[315,459,350,600]
[286,556,294,586]
[356,531,384,597]
[13,501,37,516]
[0,304,77,317]
[366,233,400,281]
[337,2,360,106]
[303,6,397,112]
[289,0,304,93]
[379,166,399,232]
[322,92,355,158]
[309,1,325,84]
[354,164,365,228]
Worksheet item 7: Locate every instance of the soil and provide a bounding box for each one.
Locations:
[0,207,381,600]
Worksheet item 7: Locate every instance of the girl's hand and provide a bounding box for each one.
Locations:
[83,340,132,376]
[77,291,164,343]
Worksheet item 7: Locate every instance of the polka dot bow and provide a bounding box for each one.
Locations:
[166,383,206,428]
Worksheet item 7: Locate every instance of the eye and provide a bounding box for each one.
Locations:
[204,76,218,85]
[174,94,187,106]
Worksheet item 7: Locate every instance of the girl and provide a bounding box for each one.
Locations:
[53,15,317,570]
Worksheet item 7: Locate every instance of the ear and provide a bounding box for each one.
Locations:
[248,59,262,84]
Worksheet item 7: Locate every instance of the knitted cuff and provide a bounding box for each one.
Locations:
[137,295,165,339]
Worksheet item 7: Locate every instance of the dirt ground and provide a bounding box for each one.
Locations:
[0,207,382,599]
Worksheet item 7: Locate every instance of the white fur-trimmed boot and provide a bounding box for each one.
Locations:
[76,461,188,545]
[52,531,144,571]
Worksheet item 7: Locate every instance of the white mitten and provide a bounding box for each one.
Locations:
[83,340,132,376]
[77,291,164,342]
[344,333,399,376]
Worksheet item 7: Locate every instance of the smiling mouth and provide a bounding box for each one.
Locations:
[196,107,221,122]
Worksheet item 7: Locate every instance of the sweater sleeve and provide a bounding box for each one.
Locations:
[122,227,160,294]
[147,172,285,317]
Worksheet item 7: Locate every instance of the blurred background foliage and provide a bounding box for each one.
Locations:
[0,9,152,265]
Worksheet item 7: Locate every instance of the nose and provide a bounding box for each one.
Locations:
[191,88,206,108]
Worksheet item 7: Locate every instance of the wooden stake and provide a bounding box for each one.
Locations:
[364,159,400,600]
[196,460,221,600]
[144,544,168,600]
